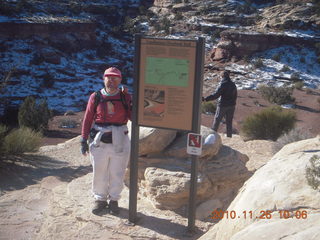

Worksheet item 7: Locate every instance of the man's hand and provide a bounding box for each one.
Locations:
[202,96,206,102]
[80,138,89,156]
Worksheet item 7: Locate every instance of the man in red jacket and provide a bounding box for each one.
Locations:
[80,67,131,215]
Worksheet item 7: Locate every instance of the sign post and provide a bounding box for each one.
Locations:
[129,35,204,231]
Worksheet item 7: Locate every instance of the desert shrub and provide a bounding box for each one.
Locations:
[240,106,296,141]
[305,155,320,190]
[243,55,250,63]
[18,96,52,132]
[2,127,42,155]
[290,72,301,82]
[281,65,290,72]
[272,53,281,62]
[258,85,295,105]
[0,124,8,155]
[153,17,171,34]
[253,58,264,69]
[313,0,320,16]
[59,118,77,128]
[201,101,216,114]
[294,81,304,90]
[273,128,312,152]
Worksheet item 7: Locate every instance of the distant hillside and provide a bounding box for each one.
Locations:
[0,0,319,117]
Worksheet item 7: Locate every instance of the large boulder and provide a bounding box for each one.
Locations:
[199,136,320,240]
[141,167,212,210]
[139,127,177,156]
[137,140,250,212]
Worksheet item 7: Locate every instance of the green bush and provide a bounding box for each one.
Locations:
[18,96,52,132]
[290,72,301,82]
[280,65,290,72]
[313,0,320,16]
[59,118,77,128]
[201,101,217,114]
[0,124,8,155]
[253,58,264,69]
[294,81,304,90]
[258,85,295,105]
[2,127,42,155]
[240,106,296,141]
[272,53,281,62]
[306,155,320,190]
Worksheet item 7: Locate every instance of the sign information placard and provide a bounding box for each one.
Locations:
[138,37,197,131]
[187,133,202,156]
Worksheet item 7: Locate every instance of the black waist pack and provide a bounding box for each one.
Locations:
[90,128,112,144]
[101,132,112,144]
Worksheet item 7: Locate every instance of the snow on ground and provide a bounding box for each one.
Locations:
[228,45,320,90]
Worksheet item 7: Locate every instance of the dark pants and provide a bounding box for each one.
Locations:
[212,105,235,137]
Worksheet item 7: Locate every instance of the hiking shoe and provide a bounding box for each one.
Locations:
[109,200,119,215]
[92,200,108,215]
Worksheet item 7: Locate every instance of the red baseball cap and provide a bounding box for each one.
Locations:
[104,67,122,79]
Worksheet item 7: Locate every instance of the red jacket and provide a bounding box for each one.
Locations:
[81,90,132,140]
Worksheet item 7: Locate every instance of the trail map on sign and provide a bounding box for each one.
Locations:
[145,57,189,87]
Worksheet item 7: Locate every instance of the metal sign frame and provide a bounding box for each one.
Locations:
[129,34,204,232]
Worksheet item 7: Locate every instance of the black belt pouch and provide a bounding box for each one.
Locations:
[89,128,99,140]
[101,133,112,144]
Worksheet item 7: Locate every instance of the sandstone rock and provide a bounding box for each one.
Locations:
[137,131,251,211]
[200,145,251,208]
[164,126,222,160]
[220,134,276,171]
[211,29,318,61]
[139,127,177,156]
[141,167,212,210]
[258,4,320,30]
[153,0,174,8]
[196,199,223,220]
[199,136,320,240]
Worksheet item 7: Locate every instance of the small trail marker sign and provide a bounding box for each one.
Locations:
[187,133,202,155]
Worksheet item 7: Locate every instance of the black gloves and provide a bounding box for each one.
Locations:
[202,96,206,102]
[80,138,89,155]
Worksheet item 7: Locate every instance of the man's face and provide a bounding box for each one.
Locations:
[104,75,121,90]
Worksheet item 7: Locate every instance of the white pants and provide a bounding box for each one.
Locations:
[89,135,130,201]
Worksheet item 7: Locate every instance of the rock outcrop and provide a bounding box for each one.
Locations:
[199,136,320,240]
[126,125,251,213]
[211,30,319,61]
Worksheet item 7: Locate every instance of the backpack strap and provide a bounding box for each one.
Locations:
[93,90,102,113]
[93,89,129,113]
[119,90,129,111]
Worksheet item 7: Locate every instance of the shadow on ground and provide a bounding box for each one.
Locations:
[0,154,91,194]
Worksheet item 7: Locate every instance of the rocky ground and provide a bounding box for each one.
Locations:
[0,130,277,240]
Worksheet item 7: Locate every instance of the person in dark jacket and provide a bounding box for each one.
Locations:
[203,70,237,137]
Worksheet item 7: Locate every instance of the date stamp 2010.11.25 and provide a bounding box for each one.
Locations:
[210,210,308,220]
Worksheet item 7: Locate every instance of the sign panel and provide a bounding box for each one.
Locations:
[138,37,197,131]
[187,133,202,156]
